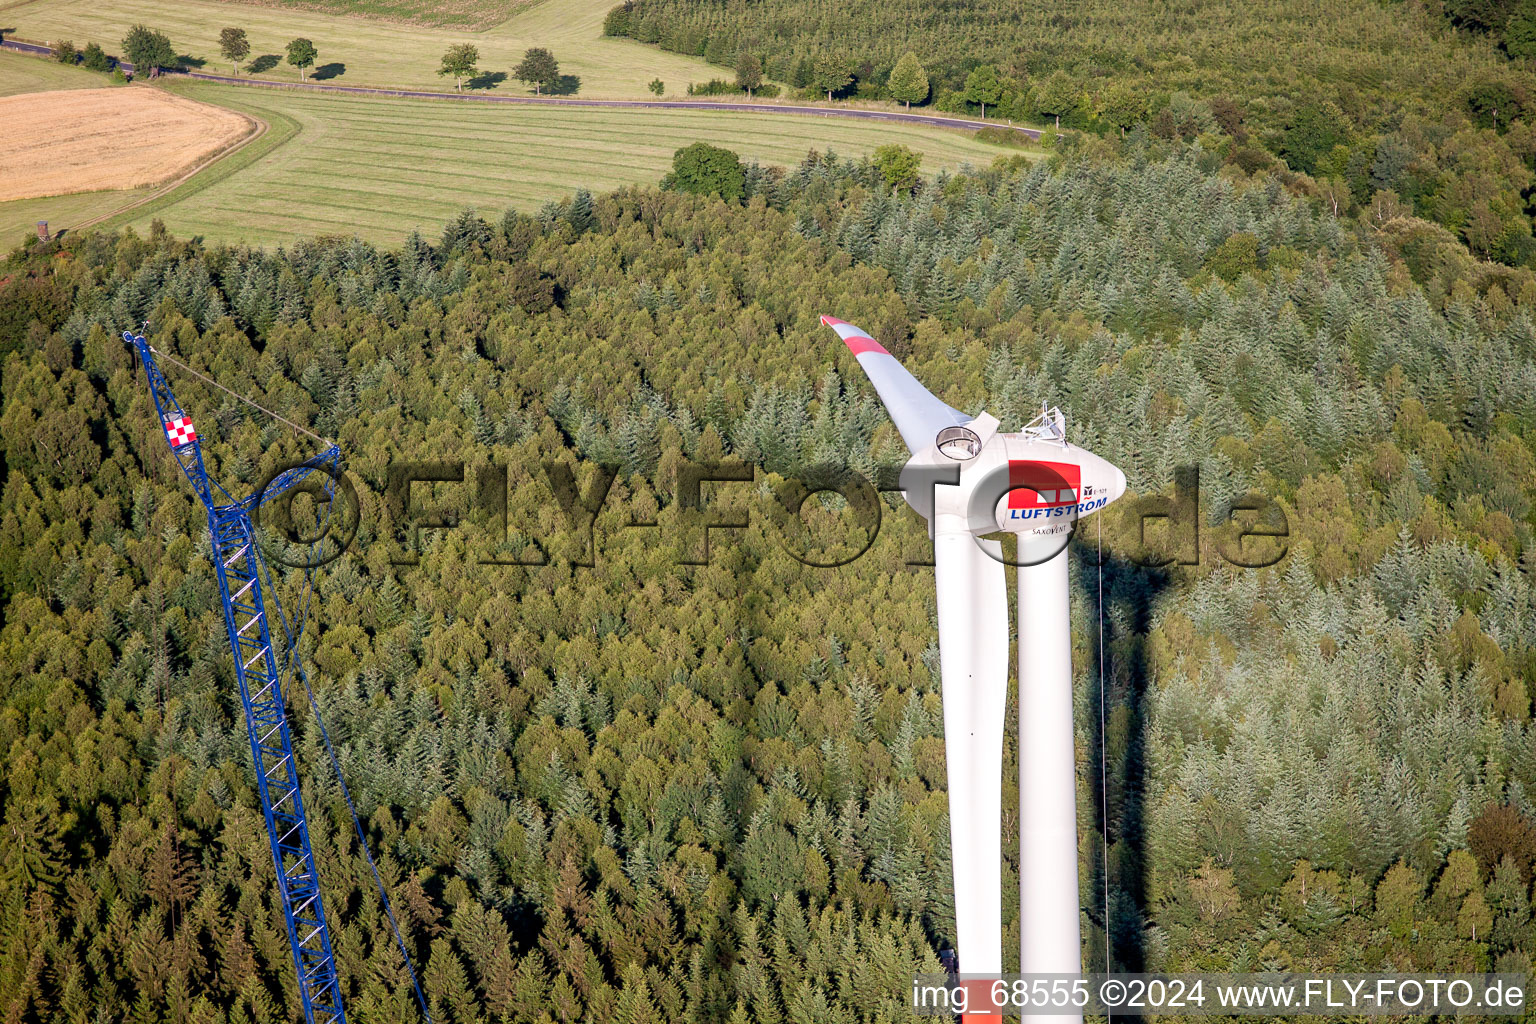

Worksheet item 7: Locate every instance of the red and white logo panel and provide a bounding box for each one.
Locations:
[163,415,198,448]
[1007,460,1081,509]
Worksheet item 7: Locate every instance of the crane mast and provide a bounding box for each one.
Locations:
[127,329,347,1024]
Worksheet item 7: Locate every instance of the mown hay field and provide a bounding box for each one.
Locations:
[0,51,1026,247]
[0,48,127,96]
[96,80,1021,246]
[1,86,253,201]
[230,0,542,30]
[5,0,729,97]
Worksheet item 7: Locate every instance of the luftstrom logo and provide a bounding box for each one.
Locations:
[1003,460,1113,522]
[252,458,1289,572]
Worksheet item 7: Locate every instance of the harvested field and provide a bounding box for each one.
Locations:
[0,86,252,201]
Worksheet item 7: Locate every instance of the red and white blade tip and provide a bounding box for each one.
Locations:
[819,315,889,356]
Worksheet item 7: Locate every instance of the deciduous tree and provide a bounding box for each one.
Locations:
[1098,82,1145,135]
[438,42,479,92]
[1279,101,1352,175]
[735,51,763,98]
[666,142,745,200]
[285,37,317,80]
[121,24,176,73]
[887,51,929,109]
[219,27,249,75]
[963,63,1002,119]
[515,47,559,95]
[872,144,921,192]
[1469,803,1536,884]
[81,42,108,72]
[1032,69,1078,128]
[811,53,853,102]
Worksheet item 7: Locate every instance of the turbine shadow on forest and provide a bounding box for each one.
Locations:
[1075,543,1167,977]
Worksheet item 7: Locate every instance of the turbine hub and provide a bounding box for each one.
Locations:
[935,425,983,460]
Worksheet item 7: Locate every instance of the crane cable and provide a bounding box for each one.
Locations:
[257,465,435,1024]
[148,342,334,447]
[1097,514,1113,1004]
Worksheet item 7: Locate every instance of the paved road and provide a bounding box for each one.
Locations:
[1,37,1043,139]
[3,39,52,57]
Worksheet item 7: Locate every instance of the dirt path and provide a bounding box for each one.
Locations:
[71,110,269,235]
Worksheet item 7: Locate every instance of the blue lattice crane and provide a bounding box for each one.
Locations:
[125,327,430,1024]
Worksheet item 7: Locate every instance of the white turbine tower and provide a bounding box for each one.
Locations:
[821,316,1125,1023]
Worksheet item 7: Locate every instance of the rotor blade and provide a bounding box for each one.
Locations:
[933,526,1009,1001]
[821,315,972,455]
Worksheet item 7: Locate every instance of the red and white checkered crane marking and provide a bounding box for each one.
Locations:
[163,415,197,447]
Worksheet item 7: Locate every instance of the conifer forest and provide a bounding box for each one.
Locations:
[8,35,1536,1024]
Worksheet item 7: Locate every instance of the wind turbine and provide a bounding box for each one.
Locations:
[821,316,1125,1023]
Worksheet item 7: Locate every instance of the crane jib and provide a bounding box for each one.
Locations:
[126,330,346,1024]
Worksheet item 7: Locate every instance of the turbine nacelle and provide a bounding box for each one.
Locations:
[898,407,1127,541]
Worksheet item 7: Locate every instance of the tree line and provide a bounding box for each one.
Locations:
[436,45,565,95]
[47,22,570,95]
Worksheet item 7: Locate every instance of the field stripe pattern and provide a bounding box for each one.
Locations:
[97,81,1018,245]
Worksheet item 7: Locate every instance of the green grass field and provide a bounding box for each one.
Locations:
[3,0,730,97]
[0,43,1025,247]
[0,43,126,95]
[230,0,533,31]
[2,187,152,243]
[92,79,1019,245]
